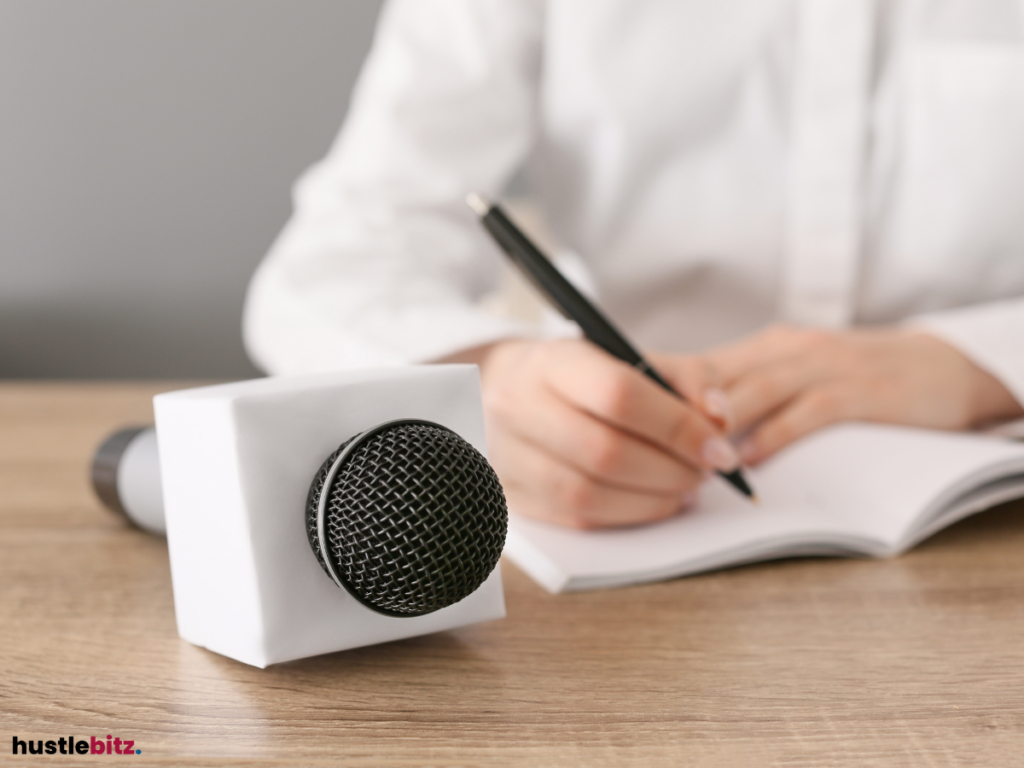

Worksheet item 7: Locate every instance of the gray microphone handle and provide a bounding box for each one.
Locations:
[91,426,166,535]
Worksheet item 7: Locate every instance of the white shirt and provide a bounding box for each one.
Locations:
[244,0,1024,407]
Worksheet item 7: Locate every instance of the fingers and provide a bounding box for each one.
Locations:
[506,385,704,494]
[478,338,716,529]
[725,359,823,433]
[704,325,858,436]
[675,323,1024,467]
[497,432,697,529]
[646,352,720,402]
[706,324,831,386]
[648,353,734,431]
[737,385,855,464]
[541,343,741,474]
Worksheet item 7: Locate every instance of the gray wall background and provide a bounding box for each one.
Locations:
[0,0,385,378]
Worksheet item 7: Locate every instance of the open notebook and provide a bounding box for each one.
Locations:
[503,423,1024,593]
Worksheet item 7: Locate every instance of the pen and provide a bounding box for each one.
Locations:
[467,192,757,502]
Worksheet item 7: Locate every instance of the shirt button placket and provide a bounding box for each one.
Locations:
[782,0,876,329]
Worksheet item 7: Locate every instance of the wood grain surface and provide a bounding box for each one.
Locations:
[2,382,1024,766]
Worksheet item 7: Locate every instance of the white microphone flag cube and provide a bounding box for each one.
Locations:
[153,365,505,668]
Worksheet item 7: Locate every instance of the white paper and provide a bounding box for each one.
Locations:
[504,423,1024,593]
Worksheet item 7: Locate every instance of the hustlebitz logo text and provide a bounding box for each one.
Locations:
[12,735,141,756]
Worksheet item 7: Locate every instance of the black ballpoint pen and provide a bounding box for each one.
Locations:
[467,192,757,502]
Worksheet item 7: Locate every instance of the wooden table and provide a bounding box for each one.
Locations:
[3,382,1024,766]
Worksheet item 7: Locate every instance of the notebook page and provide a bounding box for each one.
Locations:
[751,424,1024,544]
[504,423,1024,593]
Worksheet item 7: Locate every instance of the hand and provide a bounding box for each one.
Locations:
[701,324,1024,465]
[471,339,740,529]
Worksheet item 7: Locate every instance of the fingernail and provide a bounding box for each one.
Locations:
[680,490,698,508]
[737,439,759,464]
[701,436,740,472]
[702,388,734,429]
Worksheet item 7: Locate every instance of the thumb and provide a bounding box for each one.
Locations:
[647,353,733,432]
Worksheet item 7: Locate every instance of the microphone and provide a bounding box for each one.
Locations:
[91,426,165,535]
[97,368,506,666]
[91,419,507,618]
[305,418,507,617]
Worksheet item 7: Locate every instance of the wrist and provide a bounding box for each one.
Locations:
[909,331,1023,427]
[967,366,1024,427]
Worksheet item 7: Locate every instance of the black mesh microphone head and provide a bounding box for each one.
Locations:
[305,419,508,618]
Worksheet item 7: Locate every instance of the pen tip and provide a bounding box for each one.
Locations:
[466,192,490,216]
[721,468,757,502]
[750,494,760,506]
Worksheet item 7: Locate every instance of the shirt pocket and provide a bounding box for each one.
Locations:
[878,42,1024,310]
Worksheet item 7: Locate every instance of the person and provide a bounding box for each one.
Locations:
[244,0,1024,529]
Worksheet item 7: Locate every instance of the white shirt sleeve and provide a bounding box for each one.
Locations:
[906,299,1024,410]
[243,0,546,374]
